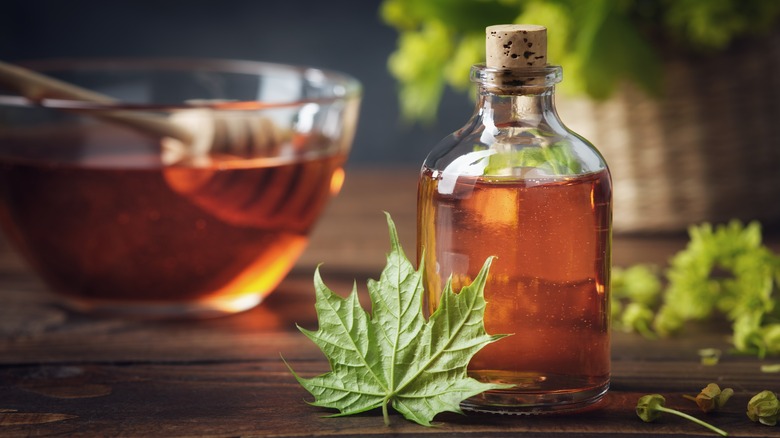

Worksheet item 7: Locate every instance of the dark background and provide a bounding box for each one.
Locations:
[0,0,474,166]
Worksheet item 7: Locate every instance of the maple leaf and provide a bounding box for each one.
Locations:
[285,212,511,426]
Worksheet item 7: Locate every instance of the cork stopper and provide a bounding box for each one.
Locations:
[486,24,547,69]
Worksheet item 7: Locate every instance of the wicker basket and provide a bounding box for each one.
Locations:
[557,34,780,234]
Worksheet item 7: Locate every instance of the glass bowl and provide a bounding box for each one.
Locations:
[0,58,361,318]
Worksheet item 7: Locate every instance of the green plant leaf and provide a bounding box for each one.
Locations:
[686,383,734,413]
[612,220,780,358]
[747,390,780,426]
[636,393,729,436]
[481,140,583,176]
[382,0,523,32]
[387,21,452,122]
[286,213,511,426]
[571,0,662,99]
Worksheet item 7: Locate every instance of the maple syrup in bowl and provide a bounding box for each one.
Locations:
[0,59,361,318]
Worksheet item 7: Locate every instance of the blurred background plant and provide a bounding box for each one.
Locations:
[381,0,780,123]
[382,0,780,234]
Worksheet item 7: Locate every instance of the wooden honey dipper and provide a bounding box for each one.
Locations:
[0,59,288,164]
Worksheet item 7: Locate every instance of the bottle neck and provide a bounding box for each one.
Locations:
[476,86,558,129]
[470,64,564,131]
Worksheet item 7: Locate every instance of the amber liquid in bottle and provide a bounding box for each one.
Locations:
[418,166,611,412]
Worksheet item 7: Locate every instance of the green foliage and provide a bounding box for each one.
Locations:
[698,348,722,366]
[662,0,780,50]
[612,264,662,338]
[480,140,583,176]
[380,0,780,122]
[687,383,734,413]
[387,21,453,123]
[636,394,666,422]
[285,213,510,426]
[612,220,780,357]
[747,390,780,426]
[381,0,521,122]
[760,364,780,373]
[636,393,729,436]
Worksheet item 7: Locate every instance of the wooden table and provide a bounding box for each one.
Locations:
[1,168,779,437]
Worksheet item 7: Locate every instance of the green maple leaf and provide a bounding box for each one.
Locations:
[284,213,511,426]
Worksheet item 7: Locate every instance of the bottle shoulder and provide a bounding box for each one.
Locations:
[423,115,608,178]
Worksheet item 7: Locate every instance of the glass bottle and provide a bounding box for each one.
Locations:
[417,24,612,414]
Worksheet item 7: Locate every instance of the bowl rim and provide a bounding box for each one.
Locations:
[0,57,362,111]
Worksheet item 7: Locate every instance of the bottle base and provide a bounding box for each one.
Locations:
[462,371,609,415]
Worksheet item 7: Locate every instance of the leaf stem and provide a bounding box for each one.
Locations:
[655,405,728,436]
[382,398,390,426]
